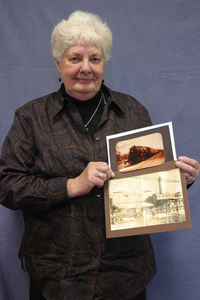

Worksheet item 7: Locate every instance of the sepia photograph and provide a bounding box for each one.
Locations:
[116,132,165,172]
[104,162,191,238]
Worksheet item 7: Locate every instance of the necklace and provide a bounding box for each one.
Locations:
[84,92,105,128]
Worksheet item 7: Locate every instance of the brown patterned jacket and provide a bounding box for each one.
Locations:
[0,84,156,299]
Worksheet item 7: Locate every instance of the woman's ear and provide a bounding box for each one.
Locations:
[55,59,61,73]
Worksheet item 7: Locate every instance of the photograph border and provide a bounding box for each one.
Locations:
[104,161,191,238]
[106,122,177,172]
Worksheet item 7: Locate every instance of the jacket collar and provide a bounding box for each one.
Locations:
[51,83,126,120]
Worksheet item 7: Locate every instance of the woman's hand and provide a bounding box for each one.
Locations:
[67,162,115,198]
[175,156,200,185]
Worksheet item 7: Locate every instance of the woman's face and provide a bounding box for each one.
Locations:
[55,42,105,100]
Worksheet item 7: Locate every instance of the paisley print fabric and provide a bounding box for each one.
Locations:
[0,84,156,299]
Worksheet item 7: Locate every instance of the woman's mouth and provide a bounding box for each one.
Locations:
[76,78,93,84]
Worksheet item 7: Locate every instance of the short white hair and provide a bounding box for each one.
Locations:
[51,10,112,63]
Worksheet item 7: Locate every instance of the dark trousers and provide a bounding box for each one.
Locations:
[30,278,146,300]
[131,288,146,300]
[30,278,45,300]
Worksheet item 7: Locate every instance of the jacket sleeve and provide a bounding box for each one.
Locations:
[0,110,68,211]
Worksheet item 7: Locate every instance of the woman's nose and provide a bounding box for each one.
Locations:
[80,59,91,74]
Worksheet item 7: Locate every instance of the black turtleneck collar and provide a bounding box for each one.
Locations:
[60,83,106,137]
[61,83,102,109]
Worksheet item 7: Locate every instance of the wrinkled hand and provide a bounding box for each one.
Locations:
[175,156,199,185]
[67,162,115,198]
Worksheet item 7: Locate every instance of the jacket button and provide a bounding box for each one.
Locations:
[95,137,100,141]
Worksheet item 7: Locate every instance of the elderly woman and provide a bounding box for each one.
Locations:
[0,10,199,300]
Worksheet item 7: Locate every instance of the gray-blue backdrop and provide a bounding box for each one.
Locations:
[0,0,200,299]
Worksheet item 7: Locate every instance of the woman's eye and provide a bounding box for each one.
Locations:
[70,57,79,62]
[92,58,100,63]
